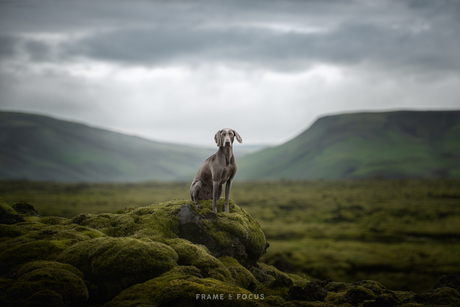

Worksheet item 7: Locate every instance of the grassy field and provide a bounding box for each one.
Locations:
[1,179,459,293]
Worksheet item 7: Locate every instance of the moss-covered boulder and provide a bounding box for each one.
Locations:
[0,197,25,224]
[168,239,232,282]
[56,236,178,300]
[12,201,41,217]
[219,256,258,291]
[71,198,268,269]
[0,218,105,276]
[1,197,460,307]
[5,266,88,307]
[176,200,268,269]
[415,287,460,306]
[106,266,257,307]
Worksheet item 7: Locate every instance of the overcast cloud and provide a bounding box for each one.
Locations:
[1,0,459,146]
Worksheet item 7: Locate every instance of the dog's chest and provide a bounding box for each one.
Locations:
[219,163,235,183]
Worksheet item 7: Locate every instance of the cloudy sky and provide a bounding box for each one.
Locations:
[1,0,459,146]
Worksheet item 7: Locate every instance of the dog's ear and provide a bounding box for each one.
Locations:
[233,130,243,143]
[214,130,223,147]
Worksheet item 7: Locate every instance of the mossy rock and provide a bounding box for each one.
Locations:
[3,197,447,307]
[12,201,40,217]
[0,197,25,225]
[415,287,460,306]
[0,220,106,277]
[106,266,258,307]
[392,290,417,305]
[0,224,23,238]
[326,285,376,306]
[5,266,88,307]
[176,199,268,269]
[0,221,105,252]
[264,295,285,306]
[70,199,268,271]
[170,240,232,282]
[39,216,70,225]
[17,260,84,279]
[56,236,178,300]
[70,199,184,239]
[0,240,70,276]
[250,263,296,301]
[219,256,258,291]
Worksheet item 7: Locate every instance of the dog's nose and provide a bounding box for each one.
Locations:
[225,141,231,146]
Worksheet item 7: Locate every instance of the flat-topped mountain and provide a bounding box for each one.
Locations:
[237,110,460,180]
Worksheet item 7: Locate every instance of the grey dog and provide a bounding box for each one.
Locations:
[190,128,243,213]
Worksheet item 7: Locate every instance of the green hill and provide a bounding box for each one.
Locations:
[237,110,460,180]
[0,111,214,182]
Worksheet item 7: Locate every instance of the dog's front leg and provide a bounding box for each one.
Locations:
[224,179,232,213]
[212,181,220,213]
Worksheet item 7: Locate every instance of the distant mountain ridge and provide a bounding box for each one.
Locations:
[0,111,215,182]
[237,110,460,180]
[1,110,459,182]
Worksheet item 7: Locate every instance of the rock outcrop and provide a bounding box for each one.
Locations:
[1,197,459,307]
[0,197,25,224]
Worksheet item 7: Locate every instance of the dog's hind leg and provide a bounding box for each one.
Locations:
[190,180,203,208]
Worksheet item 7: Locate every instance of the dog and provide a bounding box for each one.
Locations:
[190,128,242,213]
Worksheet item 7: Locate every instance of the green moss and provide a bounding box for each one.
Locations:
[252,271,275,286]
[393,290,417,304]
[17,260,84,279]
[12,201,39,216]
[219,256,258,291]
[0,224,23,238]
[288,273,309,288]
[0,197,17,215]
[106,266,203,307]
[39,216,69,225]
[324,281,354,293]
[352,280,387,295]
[155,278,256,307]
[247,263,295,300]
[0,218,106,253]
[258,284,291,301]
[199,218,233,248]
[0,240,70,276]
[107,266,258,307]
[24,290,64,307]
[70,199,184,240]
[56,236,178,300]
[326,285,376,306]
[5,267,88,307]
[197,199,267,262]
[257,263,286,279]
[134,200,183,239]
[170,240,231,282]
[170,240,206,264]
[415,287,460,306]
[263,295,285,306]
[23,215,41,223]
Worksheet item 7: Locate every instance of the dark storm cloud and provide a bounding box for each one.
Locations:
[1,0,459,76]
[1,0,459,146]
[0,35,18,58]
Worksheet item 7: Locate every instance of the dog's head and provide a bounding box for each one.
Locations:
[214,128,243,148]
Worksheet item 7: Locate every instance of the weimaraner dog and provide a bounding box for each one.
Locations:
[190,128,243,213]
